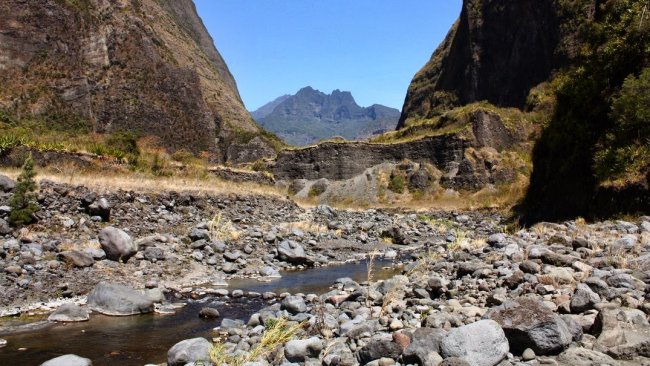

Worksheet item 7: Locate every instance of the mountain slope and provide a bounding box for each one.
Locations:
[398,0,564,129]
[0,0,281,163]
[250,95,292,120]
[397,0,650,220]
[256,87,400,146]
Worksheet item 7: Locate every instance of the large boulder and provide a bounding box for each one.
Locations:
[48,303,89,322]
[167,337,211,366]
[277,240,312,265]
[402,328,447,366]
[0,218,12,235]
[440,319,509,366]
[593,308,650,359]
[483,298,572,355]
[0,174,16,193]
[570,283,601,313]
[357,333,404,365]
[285,337,324,362]
[88,197,111,222]
[87,282,153,316]
[281,295,307,314]
[98,227,137,262]
[557,347,619,366]
[58,250,94,268]
[40,354,92,366]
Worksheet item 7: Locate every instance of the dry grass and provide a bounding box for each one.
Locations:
[0,167,285,198]
[210,317,305,366]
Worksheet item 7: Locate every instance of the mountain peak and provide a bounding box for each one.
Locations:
[255,88,400,146]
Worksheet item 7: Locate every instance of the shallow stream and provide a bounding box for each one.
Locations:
[0,260,401,366]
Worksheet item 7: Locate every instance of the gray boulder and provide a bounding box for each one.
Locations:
[144,247,165,261]
[88,197,111,222]
[40,354,92,366]
[357,333,404,365]
[593,309,650,359]
[87,282,153,316]
[98,227,137,262]
[58,250,94,268]
[277,240,312,265]
[281,295,307,314]
[167,337,211,366]
[483,298,571,355]
[557,347,619,366]
[402,328,447,366]
[189,228,210,242]
[48,303,89,322]
[285,337,323,362]
[440,319,509,366]
[0,174,15,193]
[0,218,12,235]
[199,307,220,319]
[571,283,601,313]
[145,288,165,303]
[82,248,106,260]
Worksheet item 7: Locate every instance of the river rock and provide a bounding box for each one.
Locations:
[277,240,312,265]
[402,328,447,366]
[0,174,15,192]
[144,247,165,261]
[40,354,92,366]
[557,347,619,366]
[167,337,211,366]
[0,218,11,235]
[199,307,220,319]
[357,333,404,365]
[87,282,154,316]
[483,298,572,355]
[189,228,210,242]
[281,295,307,314]
[82,248,106,260]
[48,303,89,322]
[98,227,137,262]
[440,319,509,366]
[593,308,650,359]
[570,283,601,313]
[88,197,111,222]
[285,337,323,362]
[58,250,94,268]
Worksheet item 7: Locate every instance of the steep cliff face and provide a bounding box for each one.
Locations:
[0,0,278,163]
[271,109,525,190]
[398,0,563,128]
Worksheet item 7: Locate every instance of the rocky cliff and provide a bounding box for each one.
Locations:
[256,87,400,146]
[0,0,280,163]
[397,0,650,220]
[398,0,564,129]
[271,109,525,190]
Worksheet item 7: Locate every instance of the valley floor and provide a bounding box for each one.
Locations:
[0,171,649,366]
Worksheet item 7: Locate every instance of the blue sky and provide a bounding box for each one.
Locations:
[194,1,462,111]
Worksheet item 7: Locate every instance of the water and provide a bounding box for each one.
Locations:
[0,260,401,366]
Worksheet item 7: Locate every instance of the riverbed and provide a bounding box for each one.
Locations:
[0,260,401,366]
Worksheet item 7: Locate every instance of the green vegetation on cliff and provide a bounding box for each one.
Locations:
[525,0,650,220]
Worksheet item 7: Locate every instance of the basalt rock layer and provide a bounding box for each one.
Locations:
[0,0,278,163]
[271,109,525,190]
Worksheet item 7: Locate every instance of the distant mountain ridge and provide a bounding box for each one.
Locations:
[253,87,400,146]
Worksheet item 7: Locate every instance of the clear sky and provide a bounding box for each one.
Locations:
[194,1,462,112]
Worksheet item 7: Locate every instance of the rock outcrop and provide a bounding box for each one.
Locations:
[0,0,279,163]
[398,0,564,129]
[271,109,524,189]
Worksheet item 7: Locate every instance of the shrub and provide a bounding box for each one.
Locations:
[105,131,140,157]
[388,174,406,193]
[8,154,40,226]
[171,148,195,163]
